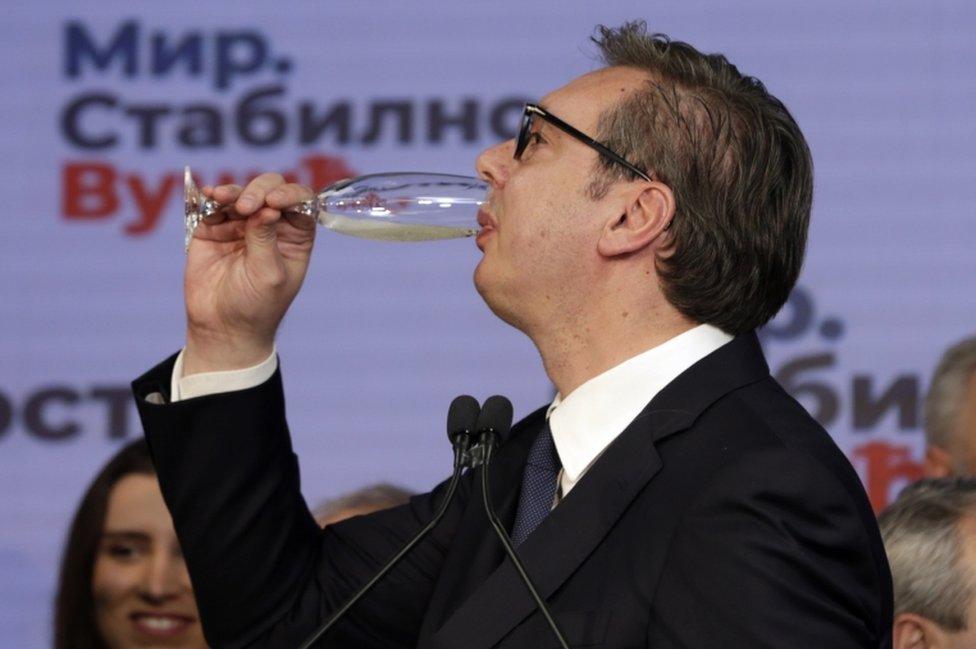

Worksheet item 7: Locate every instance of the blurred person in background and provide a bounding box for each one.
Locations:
[924,335,976,477]
[53,439,208,649]
[312,483,413,527]
[879,478,976,648]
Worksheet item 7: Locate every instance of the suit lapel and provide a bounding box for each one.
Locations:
[425,333,770,649]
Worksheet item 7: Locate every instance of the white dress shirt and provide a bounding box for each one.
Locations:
[546,324,732,496]
[170,346,279,401]
[171,324,733,498]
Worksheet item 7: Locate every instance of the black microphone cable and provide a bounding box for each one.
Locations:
[297,395,481,649]
[475,396,570,649]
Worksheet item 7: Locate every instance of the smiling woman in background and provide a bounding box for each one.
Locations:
[53,440,208,648]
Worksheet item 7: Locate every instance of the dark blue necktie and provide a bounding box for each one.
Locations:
[510,421,562,547]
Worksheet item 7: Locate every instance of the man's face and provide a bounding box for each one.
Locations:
[472,66,648,331]
[953,374,976,473]
[927,373,976,477]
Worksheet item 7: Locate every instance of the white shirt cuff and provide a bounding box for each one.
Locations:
[170,346,279,402]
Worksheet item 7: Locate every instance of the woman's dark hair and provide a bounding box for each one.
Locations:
[53,439,155,649]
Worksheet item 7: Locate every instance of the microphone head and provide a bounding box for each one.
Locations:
[447,395,481,443]
[476,395,514,442]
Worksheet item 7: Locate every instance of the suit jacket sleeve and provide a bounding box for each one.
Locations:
[647,446,890,649]
[132,354,466,649]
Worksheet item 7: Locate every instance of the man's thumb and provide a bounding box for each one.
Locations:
[243,209,285,277]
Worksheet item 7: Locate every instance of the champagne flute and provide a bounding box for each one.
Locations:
[184,166,487,251]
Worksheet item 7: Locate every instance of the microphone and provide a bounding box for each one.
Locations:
[447,394,481,470]
[297,395,481,649]
[476,396,570,649]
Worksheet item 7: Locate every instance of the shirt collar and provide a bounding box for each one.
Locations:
[546,324,733,486]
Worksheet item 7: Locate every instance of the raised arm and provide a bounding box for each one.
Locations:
[132,175,460,647]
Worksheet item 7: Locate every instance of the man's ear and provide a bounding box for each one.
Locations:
[925,444,954,478]
[893,612,945,649]
[597,182,675,258]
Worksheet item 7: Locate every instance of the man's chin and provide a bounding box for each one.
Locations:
[472,259,492,300]
[473,272,526,332]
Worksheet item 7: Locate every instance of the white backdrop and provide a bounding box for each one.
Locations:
[1,1,974,645]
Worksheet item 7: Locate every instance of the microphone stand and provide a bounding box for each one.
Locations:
[297,429,473,649]
[478,429,570,649]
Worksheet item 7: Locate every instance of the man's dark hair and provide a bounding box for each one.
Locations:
[590,21,813,335]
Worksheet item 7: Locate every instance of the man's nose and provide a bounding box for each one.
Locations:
[475,139,515,188]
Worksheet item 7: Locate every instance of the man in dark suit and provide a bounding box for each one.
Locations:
[132,23,893,648]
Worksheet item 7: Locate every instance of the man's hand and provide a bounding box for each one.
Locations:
[182,173,317,375]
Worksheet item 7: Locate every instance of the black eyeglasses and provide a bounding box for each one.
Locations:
[514,103,652,182]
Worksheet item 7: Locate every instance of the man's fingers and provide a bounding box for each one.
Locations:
[282,210,318,232]
[236,173,286,215]
[208,184,242,202]
[196,184,239,225]
[242,207,288,284]
[200,176,302,228]
[201,211,228,226]
[266,183,316,210]
[192,221,243,245]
